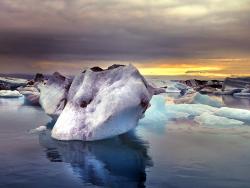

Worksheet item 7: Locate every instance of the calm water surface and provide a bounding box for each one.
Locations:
[1,96,250,188]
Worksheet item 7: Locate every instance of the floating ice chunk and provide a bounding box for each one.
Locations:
[147,79,191,94]
[165,82,192,94]
[214,89,242,95]
[52,65,155,141]
[233,92,250,99]
[194,113,244,127]
[0,77,28,89]
[223,77,250,90]
[166,103,218,116]
[140,95,170,126]
[174,92,223,107]
[29,126,47,134]
[0,90,23,98]
[140,95,197,127]
[175,82,188,90]
[193,93,223,107]
[199,87,218,94]
[146,78,168,88]
[18,86,39,95]
[38,72,72,117]
[18,86,40,105]
[165,86,180,93]
[214,107,250,122]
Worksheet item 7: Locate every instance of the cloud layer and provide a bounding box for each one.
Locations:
[0,0,249,74]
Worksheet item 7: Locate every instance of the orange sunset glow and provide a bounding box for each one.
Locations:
[21,58,250,78]
[136,58,250,77]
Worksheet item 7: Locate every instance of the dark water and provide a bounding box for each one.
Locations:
[1,97,250,188]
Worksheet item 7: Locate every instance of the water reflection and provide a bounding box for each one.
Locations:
[39,130,152,188]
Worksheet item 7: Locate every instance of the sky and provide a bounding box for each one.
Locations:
[0,0,249,78]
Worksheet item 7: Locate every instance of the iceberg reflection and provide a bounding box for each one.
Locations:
[39,130,152,188]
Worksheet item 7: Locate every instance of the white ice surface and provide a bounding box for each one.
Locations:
[0,90,23,98]
[194,113,244,127]
[38,73,71,116]
[166,103,218,116]
[29,126,47,134]
[18,86,39,95]
[174,93,223,107]
[0,77,28,85]
[52,65,154,141]
[234,92,250,98]
[139,95,190,126]
[215,107,250,122]
[146,79,190,93]
[141,94,249,129]
[39,83,66,116]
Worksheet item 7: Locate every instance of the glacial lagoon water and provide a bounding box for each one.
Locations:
[1,96,250,188]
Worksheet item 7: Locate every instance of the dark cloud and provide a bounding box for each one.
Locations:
[0,0,249,73]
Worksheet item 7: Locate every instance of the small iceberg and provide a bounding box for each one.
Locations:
[194,113,244,127]
[0,76,28,89]
[0,90,23,98]
[38,72,72,117]
[29,126,47,134]
[174,92,223,107]
[215,107,250,122]
[166,103,218,117]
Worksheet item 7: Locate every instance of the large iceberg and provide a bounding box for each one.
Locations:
[51,65,157,141]
[38,72,72,117]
